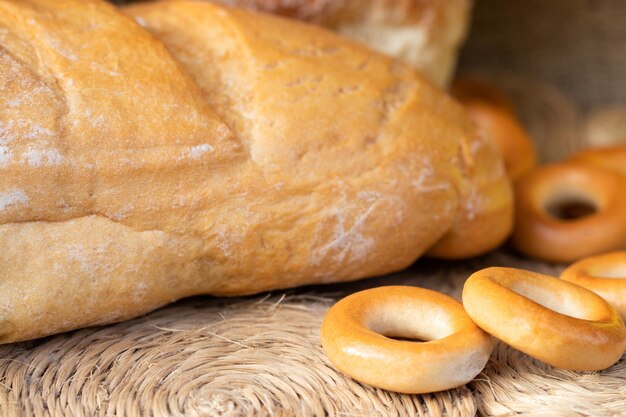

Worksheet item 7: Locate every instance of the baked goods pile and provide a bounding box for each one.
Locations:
[3,0,626,403]
[321,85,626,393]
[0,0,511,344]
[451,79,626,263]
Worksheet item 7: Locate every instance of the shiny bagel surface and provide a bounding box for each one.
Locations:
[321,286,493,393]
[463,267,626,371]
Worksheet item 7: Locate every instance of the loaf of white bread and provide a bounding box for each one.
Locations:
[135,0,472,86]
[0,0,511,343]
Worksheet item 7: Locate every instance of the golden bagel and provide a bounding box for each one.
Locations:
[561,251,626,320]
[568,145,626,178]
[513,163,626,262]
[463,267,626,371]
[321,286,492,394]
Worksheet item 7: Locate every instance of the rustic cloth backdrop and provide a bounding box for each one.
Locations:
[458,0,626,161]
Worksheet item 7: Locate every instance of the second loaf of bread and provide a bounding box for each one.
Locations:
[169,0,472,87]
[0,0,512,343]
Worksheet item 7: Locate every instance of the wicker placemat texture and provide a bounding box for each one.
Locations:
[0,295,477,417]
[475,344,626,417]
[4,249,622,417]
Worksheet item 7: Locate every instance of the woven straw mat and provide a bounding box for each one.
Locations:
[2,249,625,417]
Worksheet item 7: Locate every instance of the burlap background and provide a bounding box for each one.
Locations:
[458,0,626,161]
[459,0,626,113]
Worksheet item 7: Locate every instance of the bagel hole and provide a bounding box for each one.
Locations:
[380,333,427,343]
[545,197,597,220]
[508,281,592,320]
[367,309,455,344]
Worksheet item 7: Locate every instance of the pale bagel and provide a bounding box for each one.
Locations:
[561,251,626,320]
[321,286,493,394]
[463,267,626,371]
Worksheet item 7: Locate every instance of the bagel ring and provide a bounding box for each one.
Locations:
[568,145,626,178]
[561,251,626,320]
[513,162,626,262]
[463,267,626,370]
[321,286,493,394]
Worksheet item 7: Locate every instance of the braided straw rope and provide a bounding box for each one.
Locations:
[0,295,477,417]
[474,344,626,417]
[2,251,624,417]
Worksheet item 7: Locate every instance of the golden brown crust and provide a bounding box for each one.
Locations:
[512,163,626,262]
[0,0,510,343]
[427,114,514,259]
[463,267,626,371]
[128,1,511,262]
[321,286,492,393]
[186,0,472,86]
[451,79,537,182]
[560,252,626,320]
[568,145,626,178]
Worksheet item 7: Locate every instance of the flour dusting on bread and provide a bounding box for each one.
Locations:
[23,147,64,166]
[0,0,510,343]
[0,188,29,211]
